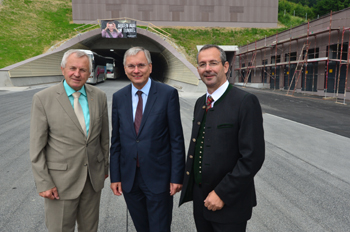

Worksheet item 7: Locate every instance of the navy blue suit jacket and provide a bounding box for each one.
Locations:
[110,79,185,194]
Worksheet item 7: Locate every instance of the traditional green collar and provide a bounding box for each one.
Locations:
[211,84,233,106]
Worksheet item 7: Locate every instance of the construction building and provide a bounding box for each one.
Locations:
[234,8,350,101]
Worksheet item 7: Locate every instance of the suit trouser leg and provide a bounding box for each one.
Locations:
[45,197,78,232]
[193,183,247,232]
[193,183,214,232]
[45,175,101,232]
[76,175,102,232]
[211,221,247,232]
[123,168,173,232]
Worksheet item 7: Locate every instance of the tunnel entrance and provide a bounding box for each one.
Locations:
[92,49,168,82]
[1,28,199,88]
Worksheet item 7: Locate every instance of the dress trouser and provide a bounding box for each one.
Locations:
[123,167,173,232]
[192,183,247,232]
[44,174,102,232]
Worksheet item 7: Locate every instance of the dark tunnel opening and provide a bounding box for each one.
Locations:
[92,49,168,82]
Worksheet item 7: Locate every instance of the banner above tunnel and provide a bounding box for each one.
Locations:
[100,19,137,39]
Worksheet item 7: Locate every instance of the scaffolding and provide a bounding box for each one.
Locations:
[243,41,257,87]
[287,43,310,95]
[235,10,350,104]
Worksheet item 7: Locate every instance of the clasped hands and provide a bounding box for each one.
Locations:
[204,190,224,211]
[110,182,182,196]
[39,187,59,200]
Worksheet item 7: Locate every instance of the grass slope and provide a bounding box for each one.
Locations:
[0,0,81,69]
[161,27,285,65]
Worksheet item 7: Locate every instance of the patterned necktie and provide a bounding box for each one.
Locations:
[134,91,143,135]
[134,91,143,167]
[206,95,214,112]
[72,92,87,136]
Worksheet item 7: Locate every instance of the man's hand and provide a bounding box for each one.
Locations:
[170,183,182,196]
[204,190,224,211]
[39,187,59,200]
[110,182,123,196]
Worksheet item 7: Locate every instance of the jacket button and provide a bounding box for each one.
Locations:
[202,105,206,109]
[189,155,193,159]
[192,138,196,142]
[186,171,190,175]
[136,140,139,143]
[197,122,201,125]
[84,164,88,166]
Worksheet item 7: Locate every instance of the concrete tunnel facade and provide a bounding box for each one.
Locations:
[0,28,201,90]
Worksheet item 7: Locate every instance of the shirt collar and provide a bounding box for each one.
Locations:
[131,77,151,96]
[206,80,229,103]
[63,80,87,97]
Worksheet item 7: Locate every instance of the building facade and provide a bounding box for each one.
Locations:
[235,8,350,100]
[72,0,278,28]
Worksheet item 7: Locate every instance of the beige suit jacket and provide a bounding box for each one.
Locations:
[30,82,109,200]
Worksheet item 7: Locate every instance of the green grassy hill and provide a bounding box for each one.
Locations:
[0,0,80,69]
[0,0,306,69]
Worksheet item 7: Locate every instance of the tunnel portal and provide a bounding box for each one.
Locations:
[0,28,199,88]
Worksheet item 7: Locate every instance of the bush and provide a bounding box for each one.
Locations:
[279,0,316,19]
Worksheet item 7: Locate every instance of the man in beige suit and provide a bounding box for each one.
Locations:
[30,49,109,232]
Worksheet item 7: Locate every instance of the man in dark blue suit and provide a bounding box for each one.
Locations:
[110,47,185,232]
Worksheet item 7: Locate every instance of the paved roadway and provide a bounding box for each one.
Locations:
[0,80,350,231]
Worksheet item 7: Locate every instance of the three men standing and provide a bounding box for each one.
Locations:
[179,45,265,232]
[110,47,185,232]
[30,49,109,231]
[30,45,264,232]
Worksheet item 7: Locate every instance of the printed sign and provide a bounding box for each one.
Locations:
[101,19,137,38]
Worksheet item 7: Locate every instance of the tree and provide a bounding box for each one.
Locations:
[314,0,350,17]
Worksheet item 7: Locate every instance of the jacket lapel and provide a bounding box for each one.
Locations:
[85,84,94,141]
[125,84,137,137]
[192,95,206,139]
[56,82,85,136]
[138,79,157,136]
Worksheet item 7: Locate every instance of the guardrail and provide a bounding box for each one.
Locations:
[74,22,100,35]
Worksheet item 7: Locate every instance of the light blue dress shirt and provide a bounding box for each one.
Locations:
[131,78,151,122]
[63,80,90,136]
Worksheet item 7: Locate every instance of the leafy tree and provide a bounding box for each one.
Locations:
[314,0,350,17]
[279,0,315,19]
[308,0,318,7]
[280,0,350,19]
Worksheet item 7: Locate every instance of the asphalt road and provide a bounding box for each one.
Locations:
[0,80,349,231]
[243,87,350,138]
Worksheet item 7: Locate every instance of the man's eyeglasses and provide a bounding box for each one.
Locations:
[126,63,148,70]
[198,61,221,69]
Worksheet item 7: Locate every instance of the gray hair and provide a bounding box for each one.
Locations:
[61,49,92,73]
[123,47,152,65]
[197,44,227,65]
